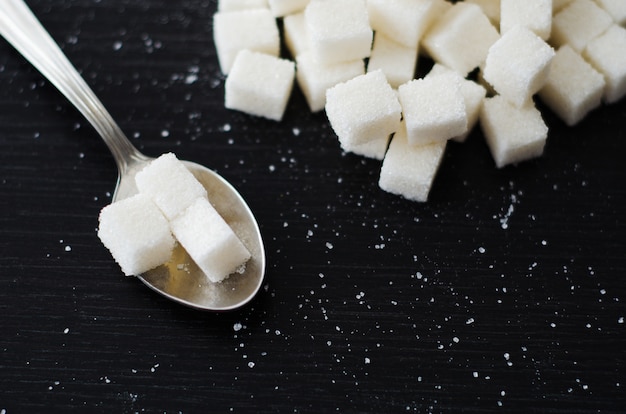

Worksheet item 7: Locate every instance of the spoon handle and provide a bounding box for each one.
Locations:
[0,0,145,171]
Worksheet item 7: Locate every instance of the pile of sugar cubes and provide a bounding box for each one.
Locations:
[213,0,626,202]
[97,153,251,282]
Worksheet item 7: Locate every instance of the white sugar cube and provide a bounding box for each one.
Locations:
[426,64,487,142]
[398,75,467,146]
[366,0,441,48]
[465,0,501,26]
[480,96,548,168]
[296,51,365,112]
[283,12,310,58]
[500,0,552,41]
[367,32,418,89]
[339,134,391,160]
[594,0,626,25]
[483,25,555,107]
[539,45,605,125]
[135,153,207,221]
[325,70,402,147]
[551,0,613,52]
[379,122,447,202]
[98,194,175,276]
[225,50,295,121]
[218,0,268,11]
[268,0,309,17]
[213,9,280,74]
[170,198,251,284]
[421,3,500,76]
[583,24,626,103]
[304,0,373,65]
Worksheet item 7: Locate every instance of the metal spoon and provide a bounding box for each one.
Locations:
[0,0,265,311]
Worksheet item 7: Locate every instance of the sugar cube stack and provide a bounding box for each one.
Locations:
[421,2,500,76]
[325,70,401,151]
[483,25,555,107]
[379,122,447,203]
[225,49,295,121]
[135,152,207,221]
[171,198,251,284]
[213,8,280,74]
[539,45,606,125]
[207,0,626,204]
[304,0,372,65]
[480,95,549,168]
[398,75,467,146]
[98,194,175,277]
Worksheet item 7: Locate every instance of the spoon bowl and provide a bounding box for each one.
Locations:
[0,0,265,311]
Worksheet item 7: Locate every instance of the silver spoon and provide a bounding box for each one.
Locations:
[0,0,265,311]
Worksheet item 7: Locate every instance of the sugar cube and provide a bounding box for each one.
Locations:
[483,25,555,107]
[366,0,440,48]
[551,0,613,52]
[225,50,295,121]
[268,0,309,17]
[421,2,500,76]
[465,0,501,26]
[426,64,487,142]
[218,0,268,11]
[539,45,605,125]
[480,96,548,168]
[367,32,418,89]
[583,24,626,103]
[325,70,402,147]
[98,194,175,276]
[283,12,310,58]
[378,122,447,202]
[398,75,467,146]
[135,153,207,221]
[304,0,373,65]
[296,51,364,113]
[594,0,626,25]
[213,9,280,74]
[339,134,391,161]
[170,198,251,284]
[500,0,552,41]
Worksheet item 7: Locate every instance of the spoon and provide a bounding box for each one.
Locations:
[0,0,266,311]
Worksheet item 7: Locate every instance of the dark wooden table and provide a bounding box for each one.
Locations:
[1,1,624,412]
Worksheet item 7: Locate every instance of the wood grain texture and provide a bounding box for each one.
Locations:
[0,1,624,412]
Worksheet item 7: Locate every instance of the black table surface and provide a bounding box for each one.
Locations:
[1,1,625,412]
